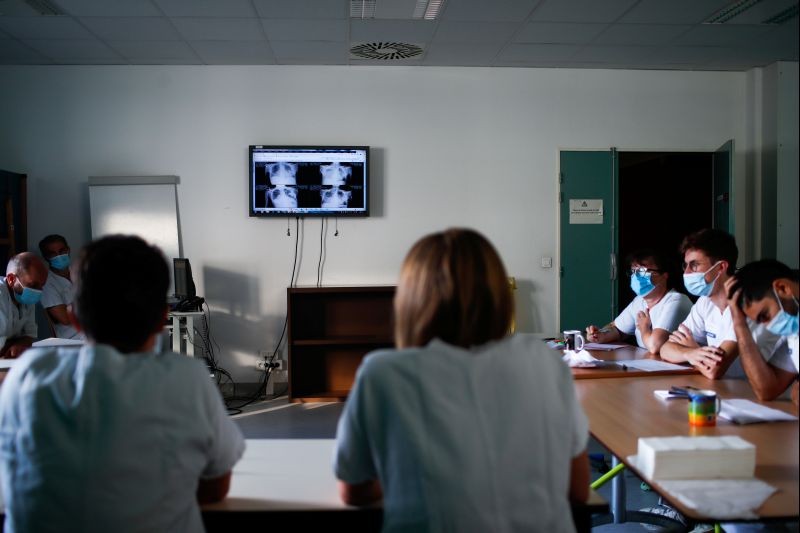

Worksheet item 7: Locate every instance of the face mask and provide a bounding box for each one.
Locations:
[14,284,43,305]
[630,272,655,297]
[766,287,799,337]
[48,254,70,271]
[683,261,722,297]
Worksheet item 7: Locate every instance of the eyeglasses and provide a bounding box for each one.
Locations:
[628,267,663,276]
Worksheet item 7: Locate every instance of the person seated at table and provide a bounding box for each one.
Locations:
[0,235,245,532]
[334,228,590,532]
[38,233,84,340]
[725,259,798,405]
[661,229,741,380]
[586,248,691,354]
[1,252,48,359]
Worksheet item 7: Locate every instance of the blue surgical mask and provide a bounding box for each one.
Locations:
[766,287,799,337]
[48,254,70,271]
[683,261,722,297]
[14,285,43,305]
[630,271,655,297]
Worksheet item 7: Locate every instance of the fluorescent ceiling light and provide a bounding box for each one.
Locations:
[350,0,445,20]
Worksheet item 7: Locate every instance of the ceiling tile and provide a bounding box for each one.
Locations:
[0,16,94,39]
[571,44,654,62]
[434,21,519,43]
[529,0,638,23]
[709,0,797,25]
[55,0,162,17]
[349,20,436,42]
[0,39,53,62]
[595,24,690,46]
[677,24,773,47]
[423,42,504,65]
[270,40,348,63]
[0,0,51,16]
[620,0,729,24]
[190,40,274,63]
[253,0,347,19]
[154,0,257,17]
[646,46,725,64]
[442,0,539,22]
[171,17,264,41]
[23,38,120,59]
[79,17,181,41]
[498,43,580,61]
[263,19,347,41]
[514,22,607,44]
[109,40,198,60]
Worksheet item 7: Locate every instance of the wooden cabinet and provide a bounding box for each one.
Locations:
[287,286,395,403]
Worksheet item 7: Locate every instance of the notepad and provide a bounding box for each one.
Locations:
[32,337,84,348]
[583,342,628,351]
[653,390,688,402]
[719,399,798,425]
[617,359,689,372]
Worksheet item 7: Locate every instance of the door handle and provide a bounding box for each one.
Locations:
[610,253,617,280]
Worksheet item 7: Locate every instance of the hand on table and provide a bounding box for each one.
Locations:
[685,346,724,378]
[668,324,699,348]
[585,325,601,343]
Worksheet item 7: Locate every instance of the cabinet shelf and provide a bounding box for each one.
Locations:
[287,286,395,403]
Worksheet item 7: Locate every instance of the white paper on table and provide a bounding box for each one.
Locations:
[617,359,689,372]
[627,455,777,519]
[657,479,777,520]
[562,349,600,367]
[653,390,688,401]
[583,342,629,351]
[719,399,798,425]
[31,337,84,348]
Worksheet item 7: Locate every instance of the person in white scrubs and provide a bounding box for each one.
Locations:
[726,259,799,406]
[586,248,692,354]
[334,228,590,533]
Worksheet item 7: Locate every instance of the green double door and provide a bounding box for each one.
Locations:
[559,142,733,332]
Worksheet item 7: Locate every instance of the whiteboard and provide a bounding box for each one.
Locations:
[88,176,181,292]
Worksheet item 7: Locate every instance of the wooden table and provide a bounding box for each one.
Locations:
[576,375,799,522]
[202,439,607,532]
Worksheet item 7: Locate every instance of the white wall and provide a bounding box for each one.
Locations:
[745,61,800,268]
[0,65,747,381]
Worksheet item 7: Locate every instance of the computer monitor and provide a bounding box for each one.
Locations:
[173,258,196,299]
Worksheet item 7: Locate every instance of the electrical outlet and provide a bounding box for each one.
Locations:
[256,350,285,371]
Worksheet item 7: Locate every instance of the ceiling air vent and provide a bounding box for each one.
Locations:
[350,42,423,60]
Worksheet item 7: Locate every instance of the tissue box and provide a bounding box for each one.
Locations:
[637,436,755,480]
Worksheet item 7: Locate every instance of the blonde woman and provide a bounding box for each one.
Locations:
[334,228,589,533]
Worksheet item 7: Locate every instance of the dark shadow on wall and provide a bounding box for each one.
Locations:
[512,278,541,334]
[202,266,285,380]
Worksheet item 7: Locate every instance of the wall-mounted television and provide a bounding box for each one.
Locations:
[249,146,369,217]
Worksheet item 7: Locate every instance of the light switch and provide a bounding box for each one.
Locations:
[541,256,553,269]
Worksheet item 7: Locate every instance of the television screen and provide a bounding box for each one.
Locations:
[249,146,369,217]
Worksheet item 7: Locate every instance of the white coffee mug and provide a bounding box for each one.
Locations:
[563,330,585,352]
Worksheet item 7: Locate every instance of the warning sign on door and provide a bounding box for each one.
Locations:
[569,199,603,224]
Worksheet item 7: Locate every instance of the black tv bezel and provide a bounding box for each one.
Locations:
[248,145,370,218]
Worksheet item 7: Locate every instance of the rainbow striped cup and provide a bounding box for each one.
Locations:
[688,390,721,427]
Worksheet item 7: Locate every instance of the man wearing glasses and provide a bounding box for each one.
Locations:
[661,229,742,379]
[586,249,691,355]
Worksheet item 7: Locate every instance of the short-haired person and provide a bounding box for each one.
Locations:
[1,252,48,359]
[38,234,84,340]
[334,228,590,532]
[661,229,741,379]
[725,259,799,405]
[0,235,245,533]
[586,248,692,354]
